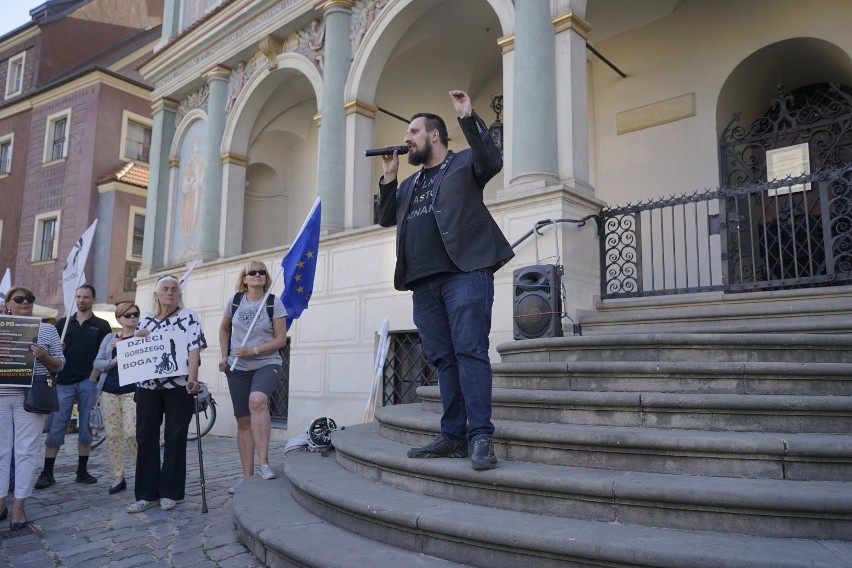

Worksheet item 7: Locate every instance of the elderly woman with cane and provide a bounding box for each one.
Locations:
[0,286,65,531]
[127,275,206,513]
[219,260,287,494]
[92,302,140,494]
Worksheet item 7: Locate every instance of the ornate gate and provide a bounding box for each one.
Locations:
[718,83,852,291]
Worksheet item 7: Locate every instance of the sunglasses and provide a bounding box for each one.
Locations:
[121,311,140,319]
[13,295,36,304]
[247,270,267,277]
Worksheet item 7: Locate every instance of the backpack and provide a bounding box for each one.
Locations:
[230,292,276,320]
[227,292,276,356]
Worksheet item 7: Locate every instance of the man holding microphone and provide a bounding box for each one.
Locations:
[375,90,514,470]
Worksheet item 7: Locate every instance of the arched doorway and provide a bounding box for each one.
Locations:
[221,60,321,255]
[718,81,852,290]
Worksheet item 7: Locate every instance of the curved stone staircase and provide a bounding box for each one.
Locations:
[234,333,852,567]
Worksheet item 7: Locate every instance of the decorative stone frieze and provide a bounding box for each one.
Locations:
[175,84,209,125]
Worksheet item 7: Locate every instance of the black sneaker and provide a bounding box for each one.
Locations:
[471,436,497,470]
[34,472,55,489]
[75,471,97,484]
[407,435,467,459]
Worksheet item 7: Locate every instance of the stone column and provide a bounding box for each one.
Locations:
[554,11,592,192]
[315,0,354,233]
[142,98,178,270]
[344,99,377,228]
[198,66,230,260]
[510,0,559,189]
[220,152,248,258]
[157,0,181,50]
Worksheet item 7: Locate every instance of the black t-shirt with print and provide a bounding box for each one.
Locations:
[402,164,460,286]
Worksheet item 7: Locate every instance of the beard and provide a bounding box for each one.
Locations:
[407,138,432,166]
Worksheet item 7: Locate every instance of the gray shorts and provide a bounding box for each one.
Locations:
[226,364,280,417]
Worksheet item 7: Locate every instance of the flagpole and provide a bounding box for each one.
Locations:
[229,266,284,371]
[290,197,320,246]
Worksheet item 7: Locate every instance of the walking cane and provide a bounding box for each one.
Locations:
[189,382,209,513]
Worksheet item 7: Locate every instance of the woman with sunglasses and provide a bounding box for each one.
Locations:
[0,286,65,531]
[127,275,206,513]
[92,302,141,494]
[218,260,287,493]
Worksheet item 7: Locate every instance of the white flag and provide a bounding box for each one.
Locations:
[62,219,98,316]
[179,259,201,291]
[0,268,11,305]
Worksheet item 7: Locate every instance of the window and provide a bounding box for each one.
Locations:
[128,208,145,258]
[119,111,153,163]
[5,52,25,97]
[51,118,66,160]
[0,134,12,174]
[43,109,71,163]
[123,207,145,291]
[126,121,151,162]
[33,212,60,261]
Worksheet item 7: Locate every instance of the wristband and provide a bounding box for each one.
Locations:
[254,346,259,356]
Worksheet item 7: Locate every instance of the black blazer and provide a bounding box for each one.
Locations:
[377,111,515,291]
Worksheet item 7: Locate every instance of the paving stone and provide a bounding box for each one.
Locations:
[171,548,209,565]
[206,543,247,562]
[12,435,269,568]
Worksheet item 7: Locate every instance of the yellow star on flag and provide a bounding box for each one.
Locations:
[296,286,304,294]
[297,260,304,268]
[305,250,314,259]
[294,274,302,282]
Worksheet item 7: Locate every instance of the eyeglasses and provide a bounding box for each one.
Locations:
[247,270,267,277]
[13,295,36,304]
[121,311,140,319]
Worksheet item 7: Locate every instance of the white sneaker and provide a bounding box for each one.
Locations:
[259,464,277,480]
[228,478,244,494]
[127,500,158,513]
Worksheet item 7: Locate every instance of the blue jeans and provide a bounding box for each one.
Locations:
[45,380,97,447]
[412,270,495,445]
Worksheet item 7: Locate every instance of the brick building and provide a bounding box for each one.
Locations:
[0,0,163,311]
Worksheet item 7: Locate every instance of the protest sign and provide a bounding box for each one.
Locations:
[116,329,188,386]
[0,315,40,386]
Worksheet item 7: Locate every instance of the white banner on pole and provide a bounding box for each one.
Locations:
[116,329,188,385]
[61,219,98,317]
[0,268,11,305]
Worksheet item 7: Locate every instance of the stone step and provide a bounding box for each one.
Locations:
[492,360,852,395]
[283,446,852,568]
[331,423,852,541]
[496,333,852,364]
[416,386,852,433]
[232,470,471,568]
[376,403,852,481]
[577,286,852,336]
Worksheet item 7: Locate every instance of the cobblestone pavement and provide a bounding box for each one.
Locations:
[0,433,281,568]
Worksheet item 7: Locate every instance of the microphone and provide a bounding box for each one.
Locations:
[364,145,409,157]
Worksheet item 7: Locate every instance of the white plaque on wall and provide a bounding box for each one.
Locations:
[766,143,810,196]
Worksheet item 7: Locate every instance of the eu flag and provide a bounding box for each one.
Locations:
[281,198,321,326]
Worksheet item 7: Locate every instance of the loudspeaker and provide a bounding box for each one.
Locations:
[513,264,563,340]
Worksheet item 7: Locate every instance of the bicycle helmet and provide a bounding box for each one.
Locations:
[306,417,337,451]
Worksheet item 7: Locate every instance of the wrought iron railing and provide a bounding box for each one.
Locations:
[270,340,290,424]
[382,331,437,406]
[600,164,852,298]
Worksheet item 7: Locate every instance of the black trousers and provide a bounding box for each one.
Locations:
[134,387,194,501]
